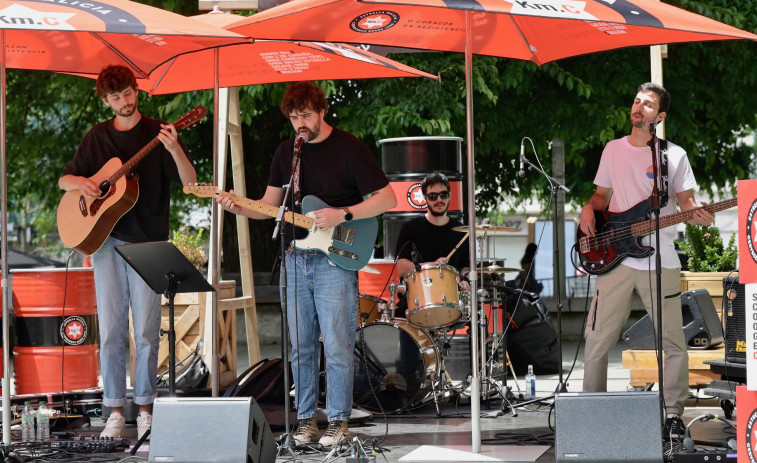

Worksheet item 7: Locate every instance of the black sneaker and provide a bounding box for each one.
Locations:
[663,416,685,442]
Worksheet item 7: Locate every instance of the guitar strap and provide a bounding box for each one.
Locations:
[657,139,669,208]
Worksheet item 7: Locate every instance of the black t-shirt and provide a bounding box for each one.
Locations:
[60,115,191,243]
[268,127,389,246]
[394,215,471,276]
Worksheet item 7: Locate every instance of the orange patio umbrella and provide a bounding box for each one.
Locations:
[228,0,757,454]
[0,0,249,445]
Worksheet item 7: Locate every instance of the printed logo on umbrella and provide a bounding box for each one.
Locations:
[0,4,75,30]
[507,0,597,20]
[350,11,400,33]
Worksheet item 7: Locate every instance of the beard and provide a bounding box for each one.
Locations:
[115,104,136,117]
[428,203,449,217]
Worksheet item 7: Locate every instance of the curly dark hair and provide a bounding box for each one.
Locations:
[96,65,137,100]
[421,172,450,195]
[280,82,328,116]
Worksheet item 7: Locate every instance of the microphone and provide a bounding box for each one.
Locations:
[410,243,422,271]
[648,119,660,133]
[294,130,308,149]
[518,140,526,178]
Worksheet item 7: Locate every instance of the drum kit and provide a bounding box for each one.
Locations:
[352,223,528,416]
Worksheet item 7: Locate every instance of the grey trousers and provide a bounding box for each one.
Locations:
[583,266,688,416]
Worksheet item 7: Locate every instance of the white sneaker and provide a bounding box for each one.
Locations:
[137,412,152,441]
[100,412,125,438]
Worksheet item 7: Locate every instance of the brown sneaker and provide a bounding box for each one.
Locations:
[292,417,319,444]
[318,420,349,447]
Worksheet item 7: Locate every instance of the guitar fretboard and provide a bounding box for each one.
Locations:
[631,198,738,237]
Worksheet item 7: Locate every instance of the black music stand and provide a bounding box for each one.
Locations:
[115,241,214,452]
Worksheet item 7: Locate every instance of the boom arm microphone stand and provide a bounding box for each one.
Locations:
[273,142,300,456]
[520,148,570,395]
[646,122,666,426]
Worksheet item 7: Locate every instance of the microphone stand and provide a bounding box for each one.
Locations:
[273,143,300,458]
[520,157,570,394]
[646,124,666,427]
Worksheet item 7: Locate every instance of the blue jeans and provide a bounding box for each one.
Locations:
[93,236,161,408]
[283,251,358,422]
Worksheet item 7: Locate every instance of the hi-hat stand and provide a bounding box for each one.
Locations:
[114,241,215,454]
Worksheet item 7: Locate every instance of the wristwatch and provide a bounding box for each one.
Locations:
[343,207,353,222]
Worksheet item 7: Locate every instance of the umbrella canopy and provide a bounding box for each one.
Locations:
[138,12,437,95]
[230,0,757,65]
[1,0,247,76]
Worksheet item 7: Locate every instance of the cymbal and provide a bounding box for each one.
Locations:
[452,225,520,234]
[477,264,522,274]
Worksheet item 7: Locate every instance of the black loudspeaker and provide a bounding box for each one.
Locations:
[723,276,746,363]
[505,298,560,375]
[148,397,275,463]
[622,288,724,349]
[555,391,663,463]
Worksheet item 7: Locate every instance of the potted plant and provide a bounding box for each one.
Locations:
[675,223,737,315]
[170,225,208,270]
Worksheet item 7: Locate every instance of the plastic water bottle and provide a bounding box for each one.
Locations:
[36,401,50,442]
[525,365,536,400]
[21,401,34,442]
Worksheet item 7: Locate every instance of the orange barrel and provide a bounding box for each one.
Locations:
[358,259,400,302]
[12,268,99,395]
[379,136,463,260]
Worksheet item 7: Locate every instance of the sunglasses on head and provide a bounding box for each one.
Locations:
[425,191,450,201]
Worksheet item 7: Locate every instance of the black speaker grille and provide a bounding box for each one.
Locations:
[723,276,745,363]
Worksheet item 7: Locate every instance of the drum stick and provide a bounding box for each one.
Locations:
[446,232,469,260]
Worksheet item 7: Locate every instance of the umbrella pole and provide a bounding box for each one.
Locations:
[209,49,221,397]
[1,29,9,446]
[464,11,481,454]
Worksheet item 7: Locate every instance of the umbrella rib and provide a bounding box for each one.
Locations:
[149,57,176,96]
[89,32,149,78]
[506,15,541,65]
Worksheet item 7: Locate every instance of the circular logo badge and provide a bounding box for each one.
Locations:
[350,11,400,33]
[746,198,757,265]
[746,407,757,462]
[60,316,87,346]
[406,183,426,210]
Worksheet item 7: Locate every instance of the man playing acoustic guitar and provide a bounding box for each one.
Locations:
[578,82,714,444]
[58,65,197,440]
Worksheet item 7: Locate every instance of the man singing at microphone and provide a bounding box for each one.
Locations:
[394,172,471,319]
[578,82,714,444]
[217,81,396,447]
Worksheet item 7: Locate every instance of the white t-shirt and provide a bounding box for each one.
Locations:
[594,136,698,270]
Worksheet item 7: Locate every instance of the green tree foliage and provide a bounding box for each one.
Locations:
[676,223,738,272]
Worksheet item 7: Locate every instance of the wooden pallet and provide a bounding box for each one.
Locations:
[621,345,724,387]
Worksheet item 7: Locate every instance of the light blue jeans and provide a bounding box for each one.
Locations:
[283,250,358,422]
[93,236,161,408]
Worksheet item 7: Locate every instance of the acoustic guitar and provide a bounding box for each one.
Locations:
[57,106,206,256]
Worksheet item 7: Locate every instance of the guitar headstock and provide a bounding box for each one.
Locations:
[183,183,220,198]
[173,105,208,130]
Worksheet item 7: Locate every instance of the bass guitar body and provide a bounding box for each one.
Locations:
[57,157,139,255]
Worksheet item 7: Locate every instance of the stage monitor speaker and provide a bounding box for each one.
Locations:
[723,275,746,363]
[555,391,663,463]
[622,288,724,349]
[148,397,275,463]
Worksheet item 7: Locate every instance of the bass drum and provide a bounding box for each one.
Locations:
[353,319,439,414]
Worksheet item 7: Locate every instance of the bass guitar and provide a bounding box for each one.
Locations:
[57,106,207,256]
[575,197,736,275]
[184,185,377,271]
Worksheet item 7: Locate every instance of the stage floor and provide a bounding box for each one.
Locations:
[5,341,738,462]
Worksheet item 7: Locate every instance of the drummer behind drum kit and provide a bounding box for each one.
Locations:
[352,223,530,416]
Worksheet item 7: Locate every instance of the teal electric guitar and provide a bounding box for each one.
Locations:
[183,185,377,271]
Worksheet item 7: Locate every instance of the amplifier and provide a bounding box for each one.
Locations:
[723,276,745,363]
[46,437,129,453]
[670,449,735,462]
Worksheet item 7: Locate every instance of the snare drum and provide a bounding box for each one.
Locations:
[403,264,462,329]
[357,294,386,328]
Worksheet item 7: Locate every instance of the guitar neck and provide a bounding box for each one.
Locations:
[222,192,313,229]
[109,138,161,185]
[632,198,738,237]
